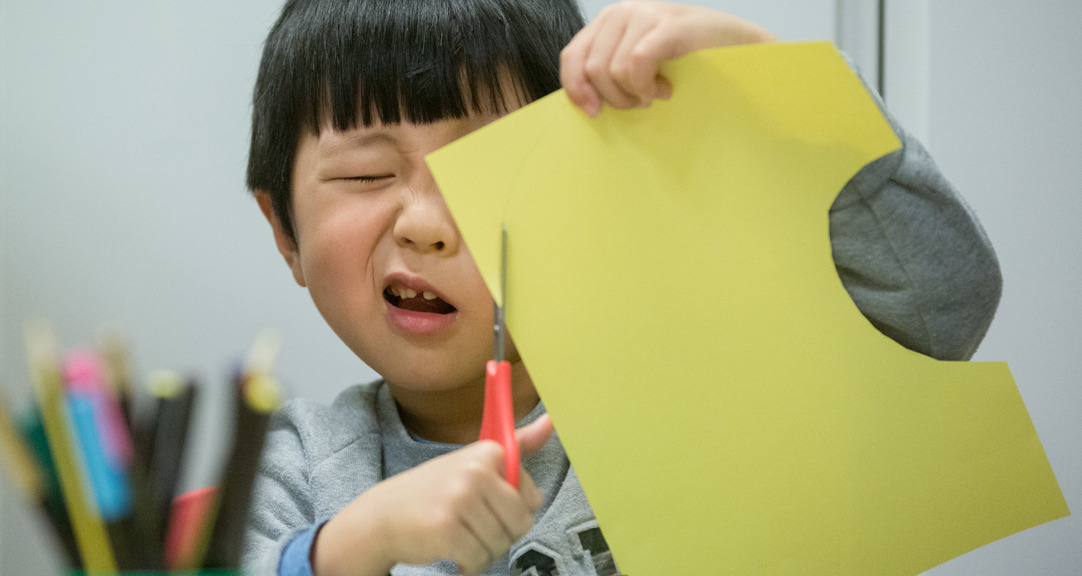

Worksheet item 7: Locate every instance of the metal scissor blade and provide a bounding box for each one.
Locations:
[493,224,507,362]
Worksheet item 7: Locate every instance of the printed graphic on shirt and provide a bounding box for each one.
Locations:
[510,524,624,576]
[576,526,621,576]
[511,545,560,576]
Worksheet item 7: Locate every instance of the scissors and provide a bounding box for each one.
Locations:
[479,225,520,488]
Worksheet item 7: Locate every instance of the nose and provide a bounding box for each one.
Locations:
[393,185,460,256]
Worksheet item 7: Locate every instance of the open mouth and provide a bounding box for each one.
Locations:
[384,285,457,314]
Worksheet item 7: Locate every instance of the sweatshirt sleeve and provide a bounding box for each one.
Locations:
[241,404,317,575]
[829,72,1002,361]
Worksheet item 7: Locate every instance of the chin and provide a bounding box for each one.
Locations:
[349,334,490,389]
[374,357,485,392]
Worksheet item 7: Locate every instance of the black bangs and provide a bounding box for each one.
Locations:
[320,0,584,129]
[248,0,584,243]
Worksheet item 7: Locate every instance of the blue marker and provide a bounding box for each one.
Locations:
[64,351,132,521]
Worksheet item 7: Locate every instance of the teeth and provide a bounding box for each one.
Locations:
[390,286,435,300]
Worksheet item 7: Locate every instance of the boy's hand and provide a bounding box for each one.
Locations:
[312,415,555,576]
[560,0,778,117]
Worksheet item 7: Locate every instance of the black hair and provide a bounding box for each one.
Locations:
[247,0,586,244]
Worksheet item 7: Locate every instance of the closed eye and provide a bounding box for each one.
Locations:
[342,175,393,182]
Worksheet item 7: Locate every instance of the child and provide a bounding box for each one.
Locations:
[242,1,1002,575]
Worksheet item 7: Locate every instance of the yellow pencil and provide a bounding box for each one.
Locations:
[24,321,118,574]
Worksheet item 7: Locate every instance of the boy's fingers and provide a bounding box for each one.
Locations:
[579,11,641,111]
[517,468,544,512]
[516,413,554,458]
[629,24,684,100]
[461,499,514,562]
[482,476,537,539]
[609,15,665,104]
[443,445,534,572]
[655,75,673,101]
[453,539,493,576]
[450,516,496,572]
[561,49,601,115]
[560,13,601,115]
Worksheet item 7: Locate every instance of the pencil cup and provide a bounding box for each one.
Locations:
[66,567,240,571]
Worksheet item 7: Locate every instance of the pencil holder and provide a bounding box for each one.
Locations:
[66,567,241,571]
[4,329,281,576]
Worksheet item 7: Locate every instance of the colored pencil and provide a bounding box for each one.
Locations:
[24,321,117,573]
[198,370,281,569]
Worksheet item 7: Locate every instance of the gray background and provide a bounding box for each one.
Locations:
[1,1,1078,574]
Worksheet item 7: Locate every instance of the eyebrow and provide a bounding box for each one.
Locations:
[318,130,397,159]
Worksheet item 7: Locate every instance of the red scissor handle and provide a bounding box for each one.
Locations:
[480,359,519,488]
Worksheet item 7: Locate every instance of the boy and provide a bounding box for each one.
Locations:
[243,1,1002,575]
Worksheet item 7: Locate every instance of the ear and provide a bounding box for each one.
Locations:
[255,190,307,287]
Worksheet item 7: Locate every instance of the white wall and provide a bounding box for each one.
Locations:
[886,1,1082,575]
[3,0,1076,574]
[581,0,838,41]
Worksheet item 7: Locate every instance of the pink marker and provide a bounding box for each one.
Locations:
[64,350,133,469]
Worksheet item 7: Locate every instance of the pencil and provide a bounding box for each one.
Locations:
[98,329,136,432]
[0,385,45,505]
[24,321,117,574]
[18,408,82,567]
[63,350,141,570]
[198,370,282,569]
[0,387,83,566]
[125,370,189,569]
[164,484,218,570]
[148,372,198,547]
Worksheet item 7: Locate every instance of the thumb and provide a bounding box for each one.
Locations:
[516,413,554,458]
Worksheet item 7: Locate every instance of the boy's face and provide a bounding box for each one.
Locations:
[260,111,518,393]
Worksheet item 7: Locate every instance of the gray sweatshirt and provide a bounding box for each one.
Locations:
[242,93,1002,575]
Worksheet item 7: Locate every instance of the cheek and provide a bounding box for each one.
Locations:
[296,203,387,308]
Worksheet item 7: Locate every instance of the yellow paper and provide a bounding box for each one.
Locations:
[428,42,1068,575]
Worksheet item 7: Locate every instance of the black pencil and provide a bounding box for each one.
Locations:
[125,370,197,569]
[149,375,198,542]
[198,370,281,569]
